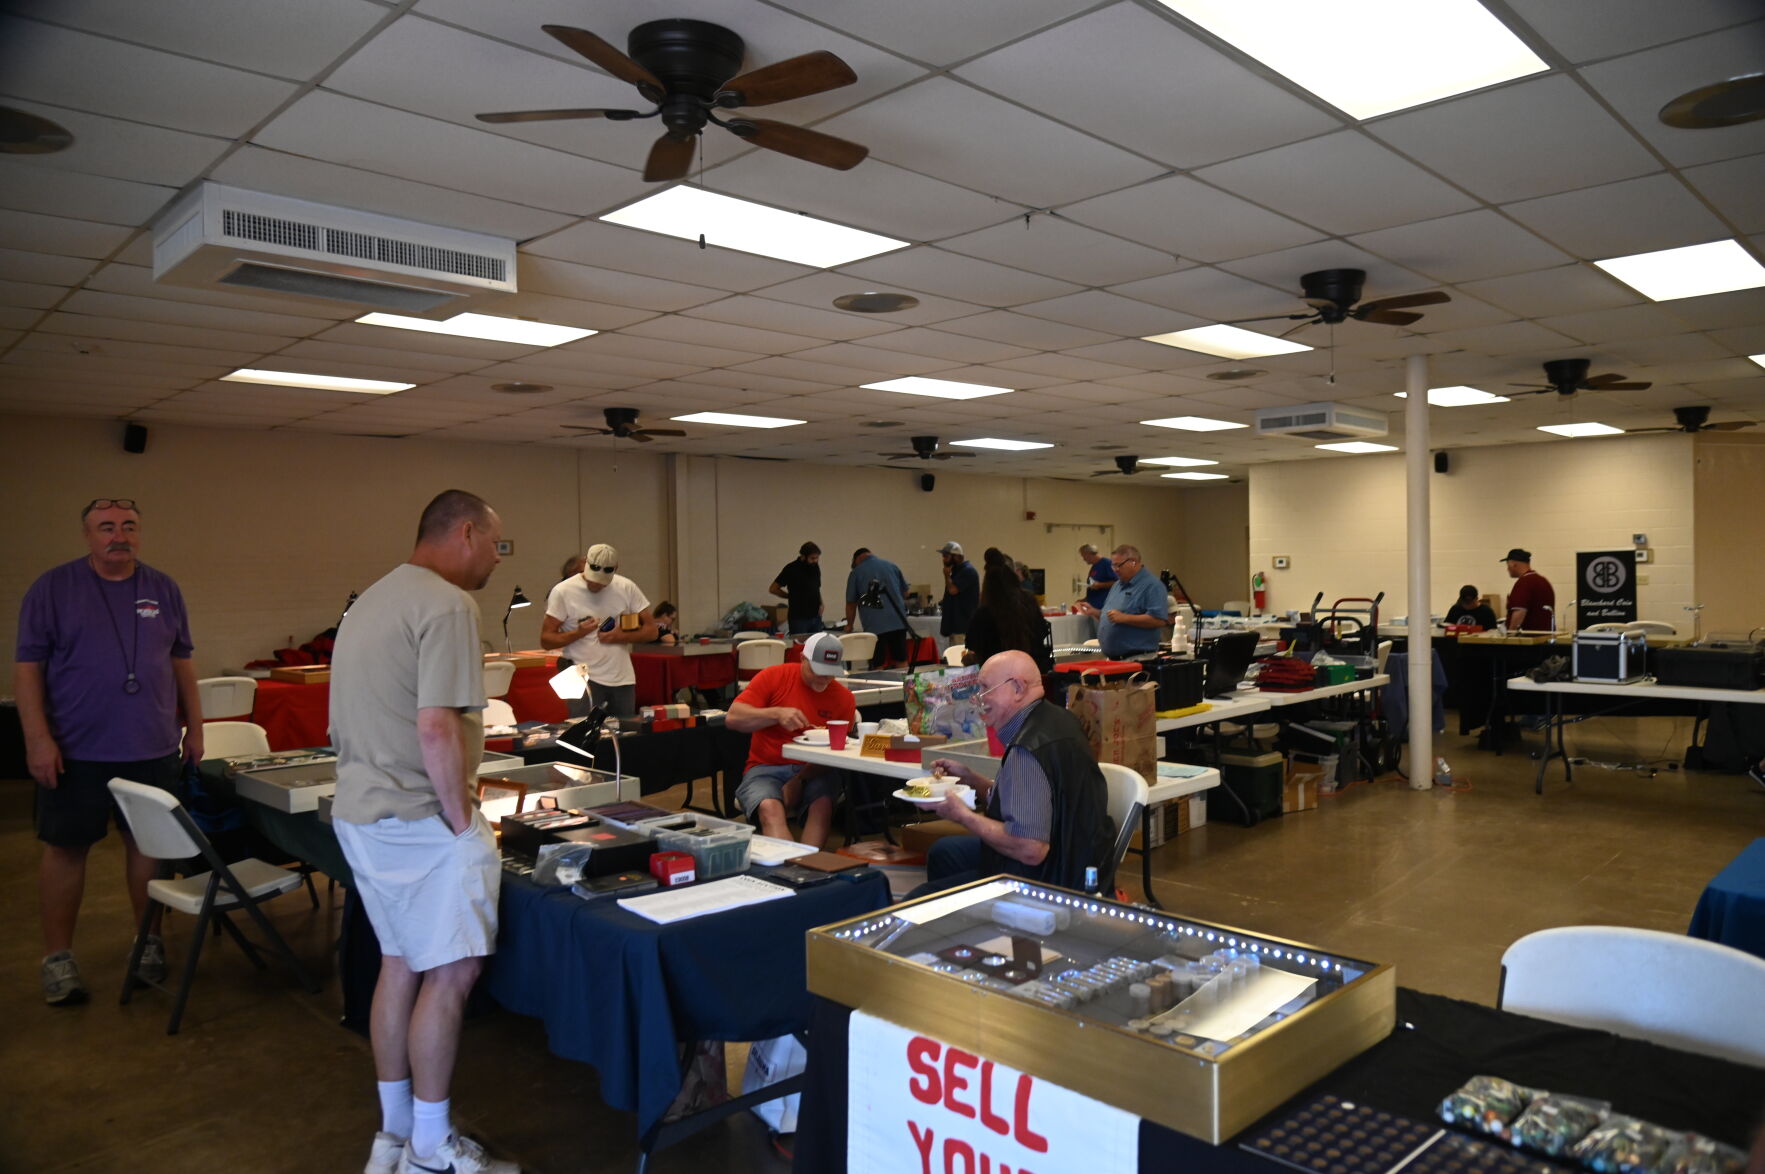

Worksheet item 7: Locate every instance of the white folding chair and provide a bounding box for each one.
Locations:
[481,659,516,699]
[196,675,257,720]
[1498,925,1765,1067]
[108,779,318,1034]
[1374,640,1394,674]
[736,638,786,681]
[202,721,271,759]
[942,644,967,666]
[483,698,517,727]
[838,632,877,669]
[731,631,769,644]
[1097,762,1149,893]
[1222,600,1252,615]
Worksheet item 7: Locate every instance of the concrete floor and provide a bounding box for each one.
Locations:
[3,714,1759,1173]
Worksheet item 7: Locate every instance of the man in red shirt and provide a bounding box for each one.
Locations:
[1501,548,1556,632]
[727,631,856,847]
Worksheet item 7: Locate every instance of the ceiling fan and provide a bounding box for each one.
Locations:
[1091,455,1142,477]
[560,406,687,442]
[1627,405,1755,434]
[1507,358,1651,398]
[1223,269,1451,336]
[881,436,973,461]
[475,20,869,181]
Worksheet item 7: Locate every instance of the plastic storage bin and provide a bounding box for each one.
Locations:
[654,817,757,879]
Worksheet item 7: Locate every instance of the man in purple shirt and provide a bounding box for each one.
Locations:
[15,498,204,1006]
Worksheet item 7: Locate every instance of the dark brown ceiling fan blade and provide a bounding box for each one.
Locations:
[717,51,857,108]
[882,453,920,460]
[1583,373,1649,390]
[635,428,688,438]
[939,453,975,459]
[1090,470,1125,476]
[1218,312,1314,325]
[727,118,868,170]
[543,25,664,100]
[560,425,612,433]
[1278,318,1316,339]
[629,432,655,443]
[1708,420,1756,430]
[1358,290,1450,313]
[476,107,648,124]
[643,133,697,181]
[1357,308,1424,327]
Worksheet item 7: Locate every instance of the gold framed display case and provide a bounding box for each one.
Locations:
[807,876,1394,1144]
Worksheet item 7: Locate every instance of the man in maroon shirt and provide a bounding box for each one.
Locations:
[1501,548,1556,632]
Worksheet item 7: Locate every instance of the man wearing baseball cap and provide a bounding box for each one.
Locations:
[726,631,856,847]
[938,540,979,645]
[537,543,656,718]
[1500,548,1555,632]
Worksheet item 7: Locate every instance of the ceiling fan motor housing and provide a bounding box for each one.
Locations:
[909,435,939,457]
[1299,268,1366,322]
[1115,455,1139,473]
[1673,405,1712,431]
[628,20,745,98]
[1542,357,1592,392]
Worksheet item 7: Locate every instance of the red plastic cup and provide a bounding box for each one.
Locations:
[699,636,710,645]
[827,721,849,750]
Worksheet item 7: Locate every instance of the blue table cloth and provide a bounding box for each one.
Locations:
[1689,837,1765,961]
[487,869,889,1136]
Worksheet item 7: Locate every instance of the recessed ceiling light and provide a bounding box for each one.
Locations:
[1316,441,1399,453]
[1142,415,1247,431]
[1155,0,1548,119]
[221,368,413,395]
[949,438,1054,451]
[672,411,804,428]
[1142,324,1312,359]
[1594,240,1765,302]
[1659,71,1765,129]
[601,186,907,268]
[356,311,595,347]
[0,106,74,154]
[1206,368,1267,381]
[1161,471,1231,480]
[862,376,1014,400]
[1751,354,1765,371]
[1537,422,1624,438]
[833,291,919,313]
[1394,385,1511,407]
[490,381,554,395]
[1141,456,1220,467]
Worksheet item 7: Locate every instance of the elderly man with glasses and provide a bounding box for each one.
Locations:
[1078,543,1168,660]
[909,650,1112,897]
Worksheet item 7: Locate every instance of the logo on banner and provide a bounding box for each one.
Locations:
[848,1011,1139,1174]
[1575,550,1637,626]
[1584,557,1627,594]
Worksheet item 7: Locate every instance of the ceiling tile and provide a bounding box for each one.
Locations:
[36,311,293,353]
[0,281,70,310]
[1423,320,1582,356]
[1505,0,1760,64]
[857,328,1032,365]
[0,100,230,188]
[484,291,657,333]
[1109,266,1295,320]
[684,296,901,341]
[1605,333,1733,367]
[936,310,1115,350]
[712,156,1008,242]
[278,337,492,373]
[766,0,1096,66]
[1659,287,1765,331]
[624,314,823,357]
[839,247,1080,306]
[0,210,133,259]
[989,354,1143,382]
[1350,210,1571,283]
[784,343,949,377]
[579,332,762,369]
[1680,153,1765,236]
[1062,175,1324,265]
[59,290,329,337]
[673,368,836,395]
[1502,173,1732,258]
[1366,75,1661,203]
[1537,304,1700,344]
[1579,26,1765,168]
[82,262,347,320]
[36,0,389,78]
[748,272,983,326]
[1458,264,1643,318]
[1194,131,1479,236]
[1216,240,1429,298]
[814,77,1164,208]
[0,249,98,288]
[520,256,726,313]
[1,18,300,138]
[525,220,813,292]
[1017,290,1198,335]
[0,162,175,227]
[941,215,1181,287]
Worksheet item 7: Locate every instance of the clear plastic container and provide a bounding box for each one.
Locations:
[654,818,757,879]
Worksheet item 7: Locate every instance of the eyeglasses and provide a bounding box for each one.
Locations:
[587,563,616,573]
[86,498,137,511]
[976,678,1023,706]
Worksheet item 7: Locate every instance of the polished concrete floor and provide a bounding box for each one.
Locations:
[3,713,1758,1173]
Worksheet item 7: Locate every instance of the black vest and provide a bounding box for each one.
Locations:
[982,700,1115,890]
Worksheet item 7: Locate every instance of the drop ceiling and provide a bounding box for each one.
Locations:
[1,0,1761,480]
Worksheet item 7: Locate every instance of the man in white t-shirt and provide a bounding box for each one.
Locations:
[539,543,656,719]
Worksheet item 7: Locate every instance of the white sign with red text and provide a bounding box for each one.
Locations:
[848,1010,1139,1174]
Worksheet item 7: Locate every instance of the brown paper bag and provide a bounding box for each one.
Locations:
[1065,670,1158,780]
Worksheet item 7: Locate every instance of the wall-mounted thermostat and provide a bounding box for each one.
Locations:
[1632,533,1648,546]
[1272,555,1291,570]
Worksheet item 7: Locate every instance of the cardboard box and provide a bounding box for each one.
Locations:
[899,819,968,856]
[1478,593,1504,617]
[268,665,330,684]
[1283,755,1327,813]
[1128,795,1206,850]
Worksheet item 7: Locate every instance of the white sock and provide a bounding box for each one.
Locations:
[411,1096,451,1159]
[376,1078,413,1140]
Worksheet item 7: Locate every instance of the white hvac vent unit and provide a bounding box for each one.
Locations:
[152,184,517,318]
[1255,402,1389,441]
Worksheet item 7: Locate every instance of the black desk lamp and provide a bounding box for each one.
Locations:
[503,585,532,653]
[857,578,921,672]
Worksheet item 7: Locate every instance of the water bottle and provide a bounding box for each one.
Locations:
[1083,865,1100,897]
[1433,757,1452,787]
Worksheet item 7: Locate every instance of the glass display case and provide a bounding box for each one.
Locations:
[808,876,1394,1142]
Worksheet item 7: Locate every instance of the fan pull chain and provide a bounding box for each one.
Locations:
[697,133,707,249]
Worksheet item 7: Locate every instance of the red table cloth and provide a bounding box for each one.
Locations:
[248,662,569,750]
[631,649,737,708]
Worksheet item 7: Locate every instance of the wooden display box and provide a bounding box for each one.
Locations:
[268,665,330,684]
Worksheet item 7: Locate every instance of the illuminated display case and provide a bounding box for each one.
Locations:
[808,876,1394,1143]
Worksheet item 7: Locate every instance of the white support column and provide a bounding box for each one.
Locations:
[1405,354,1433,789]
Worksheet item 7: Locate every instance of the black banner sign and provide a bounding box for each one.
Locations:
[1576,549,1637,626]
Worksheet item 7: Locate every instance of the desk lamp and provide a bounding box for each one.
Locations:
[503,585,532,653]
[857,578,921,671]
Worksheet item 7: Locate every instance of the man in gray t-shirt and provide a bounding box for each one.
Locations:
[330,489,516,1174]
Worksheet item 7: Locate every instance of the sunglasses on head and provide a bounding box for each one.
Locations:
[588,563,616,573]
[86,498,137,511]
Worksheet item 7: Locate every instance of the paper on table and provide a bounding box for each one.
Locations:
[1160,966,1316,1042]
[894,878,1019,925]
[618,874,793,924]
[748,836,819,866]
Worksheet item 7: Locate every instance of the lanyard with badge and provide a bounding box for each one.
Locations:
[93,566,142,694]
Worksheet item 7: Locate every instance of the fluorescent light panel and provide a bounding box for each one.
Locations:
[949,438,1053,450]
[601,185,907,268]
[1538,422,1624,438]
[1140,456,1220,467]
[1316,441,1399,453]
[862,377,1014,400]
[1751,354,1765,371]
[1142,324,1312,359]
[1394,385,1511,407]
[1156,0,1548,119]
[1593,240,1765,302]
[1141,415,1247,431]
[356,311,594,347]
[1162,471,1230,480]
[672,411,803,429]
[221,368,413,395]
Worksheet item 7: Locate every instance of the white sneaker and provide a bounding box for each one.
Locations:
[397,1134,518,1174]
[365,1132,406,1174]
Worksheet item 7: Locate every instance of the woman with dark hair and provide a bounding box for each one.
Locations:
[963,553,1053,671]
[651,601,679,645]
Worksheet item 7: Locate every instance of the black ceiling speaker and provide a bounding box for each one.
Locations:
[920,473,935,493]
[122,422,147,454]
[1434,451,1449,474]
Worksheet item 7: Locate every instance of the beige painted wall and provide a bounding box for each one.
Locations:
[1247,433,1696,628]
[1692,432,1765,637]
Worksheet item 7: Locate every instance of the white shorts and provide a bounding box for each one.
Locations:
[335,809,501,973]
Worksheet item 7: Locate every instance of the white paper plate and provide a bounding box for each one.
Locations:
[792,730,830,746]
[891,784,974,808]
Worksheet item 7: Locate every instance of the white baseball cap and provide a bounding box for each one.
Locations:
[802,631,845,677]
[938,540,964,556]
[583,543,618,585]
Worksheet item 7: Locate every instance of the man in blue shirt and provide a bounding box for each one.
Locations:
[1079,543,1116,609]
[844,548,910,668]
[1086,544,1168,659]
[937,541,979,641]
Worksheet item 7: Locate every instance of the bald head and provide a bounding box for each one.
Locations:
[977,650,1044,728]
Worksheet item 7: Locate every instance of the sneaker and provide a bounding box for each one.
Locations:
[365,1131,407,1174]
[397,1134,517,1174]
[135,934,167,985]
[42,951,88,1006]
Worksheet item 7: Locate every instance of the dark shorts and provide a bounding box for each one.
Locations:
[35,754,184,848]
